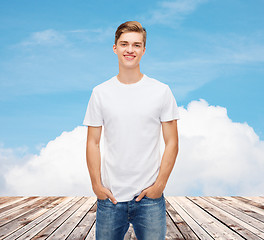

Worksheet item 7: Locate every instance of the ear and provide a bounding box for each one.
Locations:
[113,44,117,55]
[142,47,146,56]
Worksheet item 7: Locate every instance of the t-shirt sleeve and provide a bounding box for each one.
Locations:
[83,89,104,126]
[160,85,180,122]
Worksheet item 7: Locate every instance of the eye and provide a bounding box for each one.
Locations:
[135,44,141,48]
[121,43,127,46]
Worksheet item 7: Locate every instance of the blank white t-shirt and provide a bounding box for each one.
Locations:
[83,74,180,202]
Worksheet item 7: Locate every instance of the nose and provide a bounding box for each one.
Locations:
[126,44,134,53]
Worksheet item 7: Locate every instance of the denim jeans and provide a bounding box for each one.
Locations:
[95,194,166,240]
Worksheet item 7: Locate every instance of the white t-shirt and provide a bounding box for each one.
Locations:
[83,74,180,202]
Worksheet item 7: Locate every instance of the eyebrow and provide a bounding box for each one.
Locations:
[119,41,143,45]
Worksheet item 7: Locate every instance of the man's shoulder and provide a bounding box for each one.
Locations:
[145,75,169,90]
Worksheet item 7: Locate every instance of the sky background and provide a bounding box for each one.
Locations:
[0,0,264,196]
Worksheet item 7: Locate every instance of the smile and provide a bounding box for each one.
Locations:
[124,55,136,60]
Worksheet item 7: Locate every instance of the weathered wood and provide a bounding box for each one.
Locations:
[245,196,264,206]
[203,197,264,236]
[0,197,26,208]
[165,212,184,239]
[17,197,83,240]
[223,196,264,222]
[84,221,96,240]
[166,196,213,240]
[0,196,263,240]
[216,197,264,223]
[45,197,96,239]
[0,196,38,216]
[0,197,45,226]
[236,196,264,210]
[29,197,86,240]
[0,197,61,239]
[0,197,22,205]
[174,196,244,240]
[165,199,199,240]
[3,197,72,240]
[67,200,97,240]
[189,196,263,240]
[124,223,137,240]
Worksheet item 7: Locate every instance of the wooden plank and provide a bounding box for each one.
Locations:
[244,197,264,207]
[213,197,264,227]
[4,197,73,240]
[165,199,199,240]
[16,197,83,240]
[0,196,263,240]
[233,196,264,210]
[166,197,213,240]
[67,200,97,240]
[0,196,38,215]
[0,197,26,208]
[189,196,264,240]
[0,197,61,239]
[84,221,96,240]
[45,197,96,239]
[204,197,264,233]
[124,223,137,240]
[165,212,184,239]
[219,196,264,222]
[232,196,264,213]
[0,197,20,205]
[0,197,45,226]
[28,197,87,240]
[174,196,244,240]
[0,197,10,204]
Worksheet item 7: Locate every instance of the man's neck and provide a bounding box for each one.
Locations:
[117,67,143,85]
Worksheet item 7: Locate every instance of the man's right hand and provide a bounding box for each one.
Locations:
[93,185,117,204]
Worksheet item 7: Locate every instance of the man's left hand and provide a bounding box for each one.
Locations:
[135,184,163,201]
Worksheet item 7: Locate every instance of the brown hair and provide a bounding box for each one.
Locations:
[115,21,147,47]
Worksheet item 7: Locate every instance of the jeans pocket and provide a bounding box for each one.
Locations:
[97,197,109,202]
[144,193,164,201]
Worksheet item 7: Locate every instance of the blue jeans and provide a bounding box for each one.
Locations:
[95,194,166,240]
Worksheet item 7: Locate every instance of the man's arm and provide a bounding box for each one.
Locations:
[136,120,179,201]
[86,126,117,204]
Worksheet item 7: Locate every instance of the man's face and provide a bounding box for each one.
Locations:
[113,32,146,69]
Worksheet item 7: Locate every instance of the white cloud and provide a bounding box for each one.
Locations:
[142,0,208,25]
[66,27,114,43]
[20,27,114,48]
[2,100,264,196]
[2,127,93,196]
[166,99,264,196]
[21,29,67,46]
[0,144,33,194]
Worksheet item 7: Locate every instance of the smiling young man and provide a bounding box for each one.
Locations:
[83,21,179,240]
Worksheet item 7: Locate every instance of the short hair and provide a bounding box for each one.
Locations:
[115,21,147,47]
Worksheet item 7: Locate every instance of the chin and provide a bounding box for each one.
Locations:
[123,63,139,69]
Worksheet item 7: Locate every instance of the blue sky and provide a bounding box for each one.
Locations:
[1,0,264,153]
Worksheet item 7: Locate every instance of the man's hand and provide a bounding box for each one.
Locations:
[94,184,117,204]
[136,120,179,202]
[135,183,164,202]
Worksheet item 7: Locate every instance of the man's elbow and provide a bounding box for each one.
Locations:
[173,142,179,158]
[86,140,100,158]
[87,138,100,149]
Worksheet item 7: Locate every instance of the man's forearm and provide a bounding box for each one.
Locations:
[86,142,102,190]
[154,142,178,191]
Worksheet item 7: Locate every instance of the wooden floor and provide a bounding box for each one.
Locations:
[0,196,263,239]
